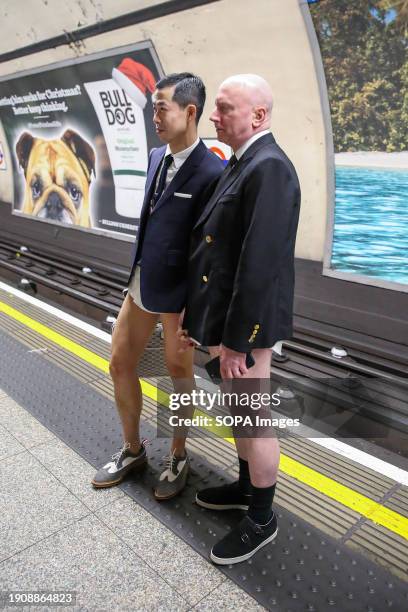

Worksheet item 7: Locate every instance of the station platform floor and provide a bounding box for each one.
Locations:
[0,390,260,611]
[0,280,407,611]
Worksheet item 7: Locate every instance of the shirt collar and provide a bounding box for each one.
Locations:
[234,130,270,160]
[165,137,200,169]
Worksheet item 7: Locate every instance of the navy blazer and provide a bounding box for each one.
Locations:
[182,133,301,352]
[127,140,224,312]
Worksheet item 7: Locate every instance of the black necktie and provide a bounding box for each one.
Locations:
[218,153,238,186]
[228,154,238,168]
[151,153,173,211]
[205,153,238,206]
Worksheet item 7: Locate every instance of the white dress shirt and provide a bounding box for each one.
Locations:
[164,137,200,187]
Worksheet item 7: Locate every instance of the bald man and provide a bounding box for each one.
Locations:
[179,74,301,564]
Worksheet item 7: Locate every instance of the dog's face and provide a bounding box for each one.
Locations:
[15,129,95,227]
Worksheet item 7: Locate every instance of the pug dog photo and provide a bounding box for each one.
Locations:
[15,129,95,227]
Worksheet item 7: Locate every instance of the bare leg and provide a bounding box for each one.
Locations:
[161,312,195,457]
[208,346,279,487]
[235,348,279,488]
[201,347,279,563]
[240,437,280,486]
[109,294,159,453]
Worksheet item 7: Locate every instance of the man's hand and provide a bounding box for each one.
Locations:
[219,344,248,379]
[176,327,195,352]
[176,310,196,352]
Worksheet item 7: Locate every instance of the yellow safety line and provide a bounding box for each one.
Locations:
[1,298,407,541]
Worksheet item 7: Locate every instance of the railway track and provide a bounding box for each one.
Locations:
[1,236,407,447]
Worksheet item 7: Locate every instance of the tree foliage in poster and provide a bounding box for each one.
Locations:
[310,0,407,151]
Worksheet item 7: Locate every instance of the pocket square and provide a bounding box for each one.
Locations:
[174,192,192,199]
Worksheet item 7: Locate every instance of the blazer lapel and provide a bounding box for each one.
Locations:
[137,148,165,230]
[194,160,246,228]
[143,149,163,206]
[149,140,206,215]
[194,133,276,228]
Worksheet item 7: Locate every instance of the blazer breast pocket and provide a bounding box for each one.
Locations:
[218,193,239,205]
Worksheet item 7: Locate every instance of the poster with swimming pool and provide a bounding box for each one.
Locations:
[309,0,408,289]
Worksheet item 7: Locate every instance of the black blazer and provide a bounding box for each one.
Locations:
[182,133,301,352]
[127,140,224,312]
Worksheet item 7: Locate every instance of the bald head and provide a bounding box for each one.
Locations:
[210,74,273,151]
[221,74,273,118]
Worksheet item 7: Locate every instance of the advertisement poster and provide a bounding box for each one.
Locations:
[310,1,408,288]
[0,42,163,238]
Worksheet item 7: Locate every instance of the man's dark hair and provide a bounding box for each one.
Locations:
[155,72,206,124]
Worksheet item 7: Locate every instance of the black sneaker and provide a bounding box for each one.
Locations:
[195,481,252,511]
[91,441,147,488]
[210,513,278,565]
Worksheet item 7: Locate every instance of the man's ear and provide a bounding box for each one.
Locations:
[187,104,197,124]
[61,129,96,182]
[252,106,267,128]
[16,132,35,175]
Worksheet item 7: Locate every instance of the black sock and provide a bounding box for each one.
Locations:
[238,457,252,495]
[247,483,276,524]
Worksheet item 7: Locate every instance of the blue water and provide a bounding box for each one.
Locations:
[332,166,408,285]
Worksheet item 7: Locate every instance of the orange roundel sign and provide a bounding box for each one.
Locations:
[209,146,226,161]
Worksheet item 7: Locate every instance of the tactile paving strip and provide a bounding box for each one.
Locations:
[0,303,168,379]
[0,329,407,611]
